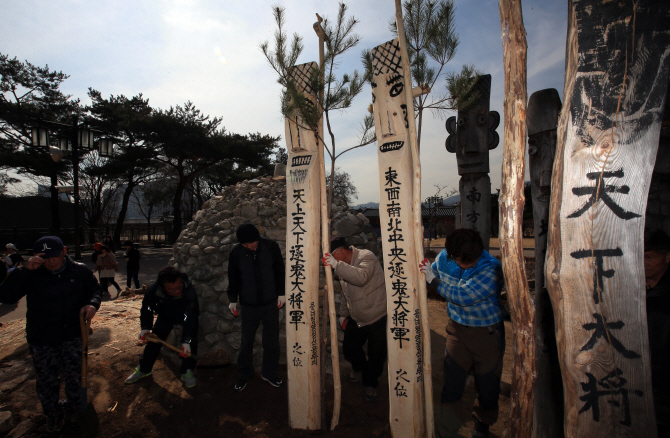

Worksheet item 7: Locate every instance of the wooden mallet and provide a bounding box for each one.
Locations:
[143,333,199,360]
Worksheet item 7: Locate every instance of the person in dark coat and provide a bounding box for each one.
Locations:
[644,229,670,437]
[125,266,199,388]
[123,241,141,289]
[227,224,285,392]
[0,236,102,433]
[4,243,24,271]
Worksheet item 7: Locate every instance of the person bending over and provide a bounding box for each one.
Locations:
[420,228,505,438]
[323,236,387,402]
[125,266,199,388]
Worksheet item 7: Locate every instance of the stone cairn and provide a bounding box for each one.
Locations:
[168,175,380,370]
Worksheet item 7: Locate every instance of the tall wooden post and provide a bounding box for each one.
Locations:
[445,75,500,251]
[527,88,563,438]
[285,61,322,430]
[498,1,533,437]
[370,35,425,438]
[394,2,435,436]
[546,1,670,436]
[313,15,342,431]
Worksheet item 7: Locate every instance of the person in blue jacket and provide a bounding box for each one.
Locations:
[420,228,505,438]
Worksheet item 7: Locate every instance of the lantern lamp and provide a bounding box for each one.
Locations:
[31,127,49,148]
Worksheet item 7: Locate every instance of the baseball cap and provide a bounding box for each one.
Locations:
[6,243,17,251]
[33,236,65,258]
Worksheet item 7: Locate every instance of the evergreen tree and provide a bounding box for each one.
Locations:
[0,53,82,231]
[261,2,375,212]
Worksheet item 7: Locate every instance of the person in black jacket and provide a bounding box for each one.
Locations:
[123,241,140,289]
[227,224,285,391]
[125,266,199,388]
[0,236,102,433]
[645,229,670,437]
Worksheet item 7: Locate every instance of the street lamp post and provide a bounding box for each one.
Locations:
[31,116,114,260]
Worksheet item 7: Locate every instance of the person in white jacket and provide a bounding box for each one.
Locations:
[323,237,387,402]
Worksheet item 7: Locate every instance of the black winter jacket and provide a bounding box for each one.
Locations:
[0,256,102,346]
[227,238,285,306]
[124,247,140,270]
[140,274,199,343]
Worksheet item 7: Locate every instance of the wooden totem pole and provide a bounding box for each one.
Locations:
[370,35,428,437]
[527,88,563,438]
[546,0,670,436]
[284,61,322,430]
[445,75,500,251]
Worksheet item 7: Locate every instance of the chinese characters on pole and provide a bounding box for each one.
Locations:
[285,61,322,430]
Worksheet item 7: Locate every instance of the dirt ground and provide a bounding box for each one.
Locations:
[0,259,534,438]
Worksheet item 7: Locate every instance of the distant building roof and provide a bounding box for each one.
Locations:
[357,206,455,218]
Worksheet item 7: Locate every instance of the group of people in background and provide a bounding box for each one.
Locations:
[1,225,667,438]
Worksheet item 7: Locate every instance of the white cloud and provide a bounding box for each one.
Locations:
[2,0,566,203]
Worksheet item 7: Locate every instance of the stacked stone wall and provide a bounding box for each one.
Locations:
[167,175,379,369]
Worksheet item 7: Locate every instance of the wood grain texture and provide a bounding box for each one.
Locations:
[370,35,425,438]
[285,61,322,431]
[498,1,534,437]
[313,18,342,430]
[527,89,564,438]
[394,1,435,436]
[546,1,670,437]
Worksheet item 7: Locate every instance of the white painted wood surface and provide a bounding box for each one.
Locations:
[371,37,425,438]
[285,61,322,431]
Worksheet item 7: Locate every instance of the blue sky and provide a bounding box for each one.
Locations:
[2,0,567,204]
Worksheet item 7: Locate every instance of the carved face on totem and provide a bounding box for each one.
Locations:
[369,39,409,144]
[286,62,319,153]
[445,74,500,175]
[526,88,562,205]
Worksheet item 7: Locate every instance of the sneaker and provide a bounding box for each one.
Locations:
[181,370,196,388]
[364,386,378,402]
[45,413,63,433]
[125,367,152,384]
[234,379,248,392]
[348,370,362,383]
[262,375,282,387]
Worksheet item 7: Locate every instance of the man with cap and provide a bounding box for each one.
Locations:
[227,223,285,391]
[322,236,387,402]
[0,236,102,434]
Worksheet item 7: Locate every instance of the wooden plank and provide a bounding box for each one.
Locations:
[285,61,322,431]
[312,15,342,431]
[527,88,564,438]
[546,1,670,436]
[393,1,435,436]
[497,1,534,437]
[370,36,424,438]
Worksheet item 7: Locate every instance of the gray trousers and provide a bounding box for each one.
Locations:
[29,338,82,416]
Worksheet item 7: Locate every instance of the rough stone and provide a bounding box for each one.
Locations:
[240,205,258,218]
[0,411,13,433]
[226,331,242,349]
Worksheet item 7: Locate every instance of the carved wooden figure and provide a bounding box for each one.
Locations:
[285,61,322,430]
[546,1,670,436]
[527,88,563,438]
[370,38,426,438]
[445,75,500,250]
